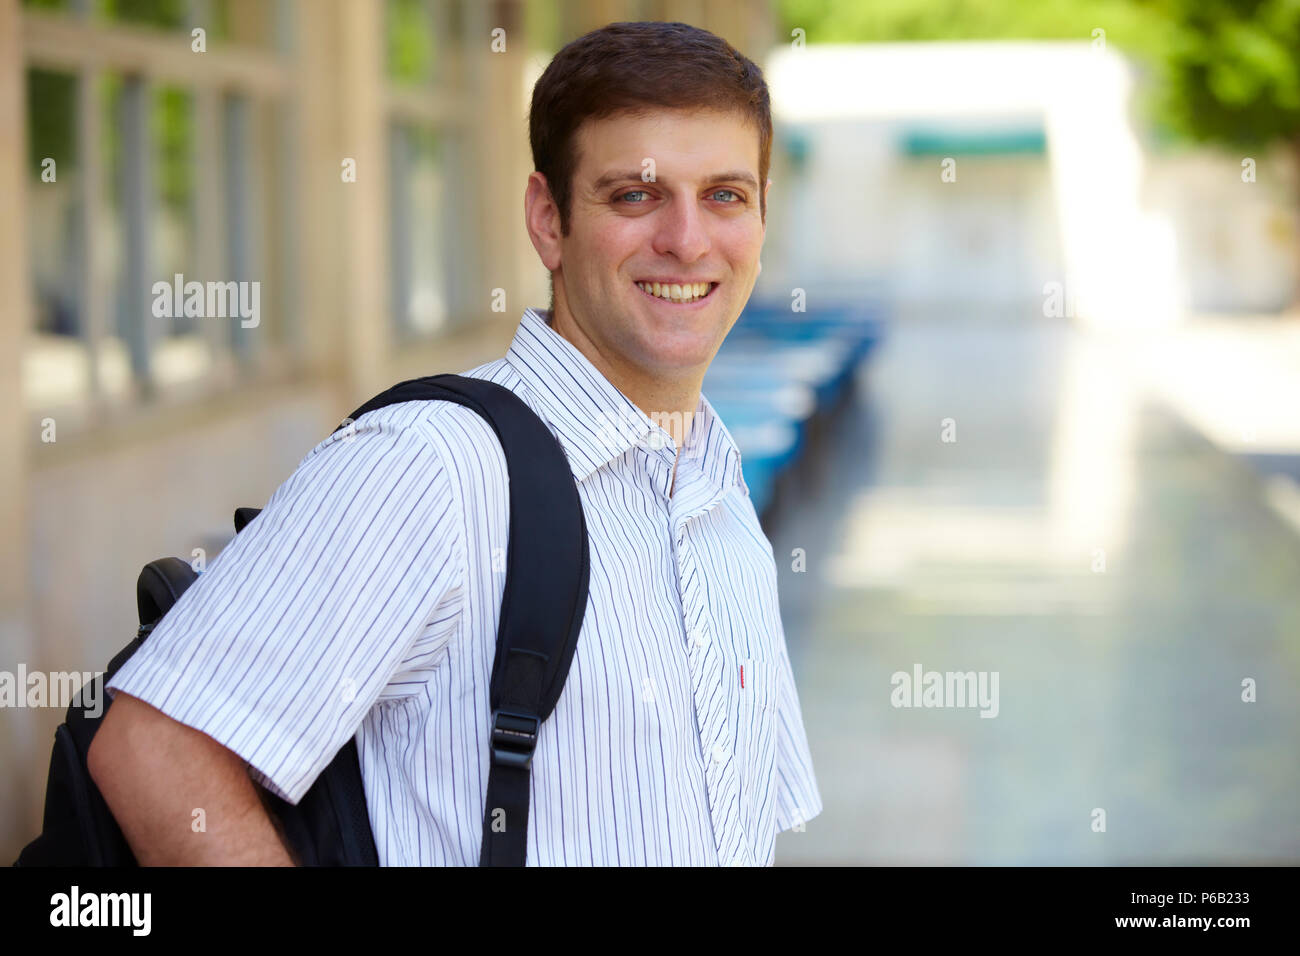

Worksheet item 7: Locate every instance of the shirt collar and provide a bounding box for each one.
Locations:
[504,308,747,498]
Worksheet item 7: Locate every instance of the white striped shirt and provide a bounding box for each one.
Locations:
[107,307,822,865]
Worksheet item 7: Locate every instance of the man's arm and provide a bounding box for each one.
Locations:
[94,415,464,861]
[88,691,298,866]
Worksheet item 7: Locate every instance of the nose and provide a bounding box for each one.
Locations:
[650,193,711,264]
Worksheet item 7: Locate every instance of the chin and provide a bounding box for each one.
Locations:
[636,340,716,374]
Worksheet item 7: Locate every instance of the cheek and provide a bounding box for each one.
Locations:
[579,229,642,288]
[717,220,764,260]
[589,216,647,253]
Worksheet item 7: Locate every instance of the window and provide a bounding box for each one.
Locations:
[21,0,297,414]
[384,0,478,341]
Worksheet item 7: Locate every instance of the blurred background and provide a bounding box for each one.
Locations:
[2,0,1299,864]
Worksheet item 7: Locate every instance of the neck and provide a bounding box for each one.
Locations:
[545,302,702,454]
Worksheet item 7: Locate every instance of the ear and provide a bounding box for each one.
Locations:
[525,171,563,272]
[760,177,773,251]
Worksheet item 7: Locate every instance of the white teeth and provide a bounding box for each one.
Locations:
[636,281,713,303]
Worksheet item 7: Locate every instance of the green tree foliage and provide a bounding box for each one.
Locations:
[1153,0,1300,152]
[777,0,1170,63]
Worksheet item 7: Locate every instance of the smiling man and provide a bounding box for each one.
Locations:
[496,19,823,863]
[526,103,766,492]
[95,20,820,867]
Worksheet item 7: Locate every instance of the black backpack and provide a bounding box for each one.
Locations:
[14,374,590,867]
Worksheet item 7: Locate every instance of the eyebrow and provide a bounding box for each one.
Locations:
[591,169,760,194]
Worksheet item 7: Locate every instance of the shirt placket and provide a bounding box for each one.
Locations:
[666,454,752,867]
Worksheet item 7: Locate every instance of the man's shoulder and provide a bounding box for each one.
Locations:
[312,358,551,499]
[336,359,524,445]
[382,359,540,478]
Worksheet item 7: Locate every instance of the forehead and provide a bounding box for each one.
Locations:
[573,108,760,183]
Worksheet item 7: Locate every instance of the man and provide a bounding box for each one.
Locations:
[90,20,821,866]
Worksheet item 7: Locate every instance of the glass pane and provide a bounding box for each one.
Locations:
[410,123,449,335]
[26,69,79,338]
[440,127,477,329]
[151,84,213,389]
[97,73,133,401]
[526,0,562,54]
[391,122,451,337]
[444,0,463,42]
[221,92,280,365]
[111,74,156,393]
[23,68,88,409]
[206,0,231,42]
[94,0,273,46]
[208,0,275,49]
[97,0,187,30]
[247,95,291,354]
[387,0,436,85]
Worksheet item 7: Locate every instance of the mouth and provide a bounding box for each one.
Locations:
[633,280,719,307]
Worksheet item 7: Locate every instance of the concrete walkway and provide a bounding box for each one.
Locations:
[770,309,1300,864]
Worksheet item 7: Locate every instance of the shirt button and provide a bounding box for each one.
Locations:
[711,744,728,764]
[692,631,708,648]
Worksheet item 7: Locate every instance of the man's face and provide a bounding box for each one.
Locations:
[529,108,769,383]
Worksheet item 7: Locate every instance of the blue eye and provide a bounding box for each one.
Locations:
[617,189,743,204]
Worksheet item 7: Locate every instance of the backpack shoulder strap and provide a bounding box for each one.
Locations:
[238,373,588,866]
[342,373,590,866]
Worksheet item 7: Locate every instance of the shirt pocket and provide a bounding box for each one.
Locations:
[738,656,778,716]
[735,656,780,863]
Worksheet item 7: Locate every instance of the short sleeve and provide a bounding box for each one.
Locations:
[772,624,823,833]
[106,406,466,805]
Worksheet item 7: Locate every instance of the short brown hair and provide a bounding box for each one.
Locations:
[528,20,773,239]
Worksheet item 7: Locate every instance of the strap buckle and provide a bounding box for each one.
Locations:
[489,709,540,770]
